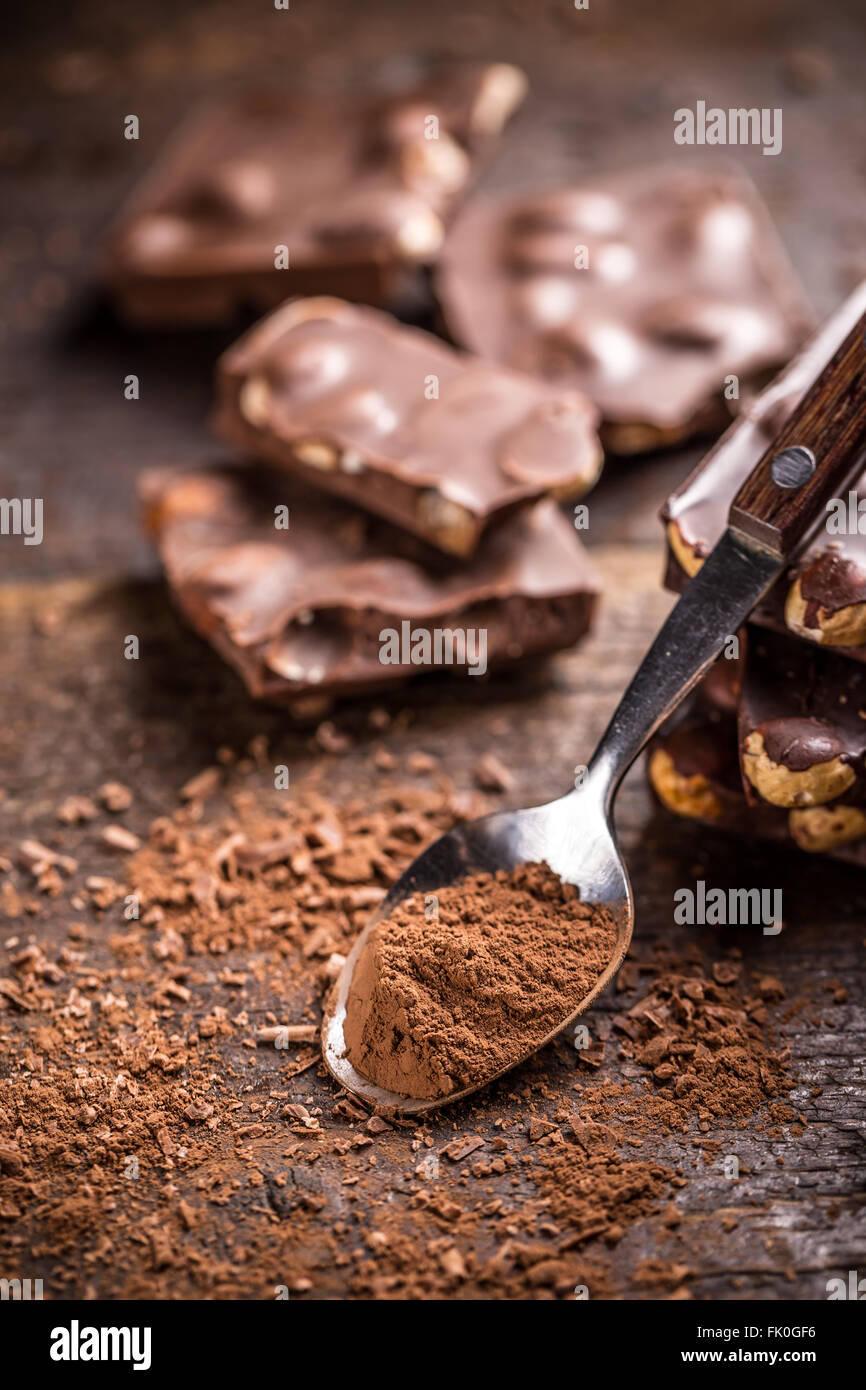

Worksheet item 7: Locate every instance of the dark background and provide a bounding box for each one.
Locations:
[1,0,865,579]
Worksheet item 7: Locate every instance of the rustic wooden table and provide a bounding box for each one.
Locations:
[1,0,864,1300]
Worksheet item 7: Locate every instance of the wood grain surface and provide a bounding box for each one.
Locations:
[1,550,864,1299]
[1,0,864,1301]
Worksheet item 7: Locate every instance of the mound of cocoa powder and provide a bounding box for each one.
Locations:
[342,863,621,1099]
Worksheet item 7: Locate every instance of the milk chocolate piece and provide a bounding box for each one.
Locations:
[106,64,527,326]
[141,464,599,710]
[214,297,603,556]
[739,629,866,809]
[664,280,866,654]
[648,670,866,862]
[437,166,811,451]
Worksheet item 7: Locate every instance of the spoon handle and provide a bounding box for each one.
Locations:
[585,308,866,808]
[729,311,866,555]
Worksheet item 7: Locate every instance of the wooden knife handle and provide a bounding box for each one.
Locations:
[729,311,866,557]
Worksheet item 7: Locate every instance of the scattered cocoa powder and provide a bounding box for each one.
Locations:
[525,952,798,1256]
[0,750,819,1299]
[342,864,620,1099]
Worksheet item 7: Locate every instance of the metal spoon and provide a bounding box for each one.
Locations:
[323,311,866,1114]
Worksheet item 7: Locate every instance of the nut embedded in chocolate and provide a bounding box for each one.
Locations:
[414,489,476,555]
[666,519,705,579]
[181,160,276,223]
[788,804,866,852]
[648,745,724,822]
[784,557,866,649]
[741,727,855,808]
[648,661,866,868]
[739,629,866,809]
[399,133,471,197]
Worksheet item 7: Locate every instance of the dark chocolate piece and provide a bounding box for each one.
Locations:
[141,463,599,711]
[646,648,744,822]
[214,297,602,556]
[738,628,866,808]
[105,64,527,326]
[437,166,812,451]
[663,280,866,655]
[648,665,866,861]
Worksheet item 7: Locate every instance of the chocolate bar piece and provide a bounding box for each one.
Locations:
[648,664,866,861]
[105,63,527,326]
[214,297,603,557]
[664,280,866,656]
[141,464,599,711]
[436,166,812,451]
[739,628,866,810]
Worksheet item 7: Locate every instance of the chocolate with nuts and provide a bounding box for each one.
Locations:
[437,166,811,451]
[105,64,527,326]
[663,280,866,654]
[141,463,599,712]
[214,297,603,556]
[739,629,866,810]
[648,656,866,860]
[646,654,744,826]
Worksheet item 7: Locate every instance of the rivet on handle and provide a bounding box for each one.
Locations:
[771,445,817,490]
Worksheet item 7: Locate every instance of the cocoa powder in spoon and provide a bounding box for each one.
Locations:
[342,862,620,1099]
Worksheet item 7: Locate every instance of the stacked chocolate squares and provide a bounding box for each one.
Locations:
[141,294,603,713]
[119,62,605,713]
[652,280,866,865]
[109,60,814,713]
